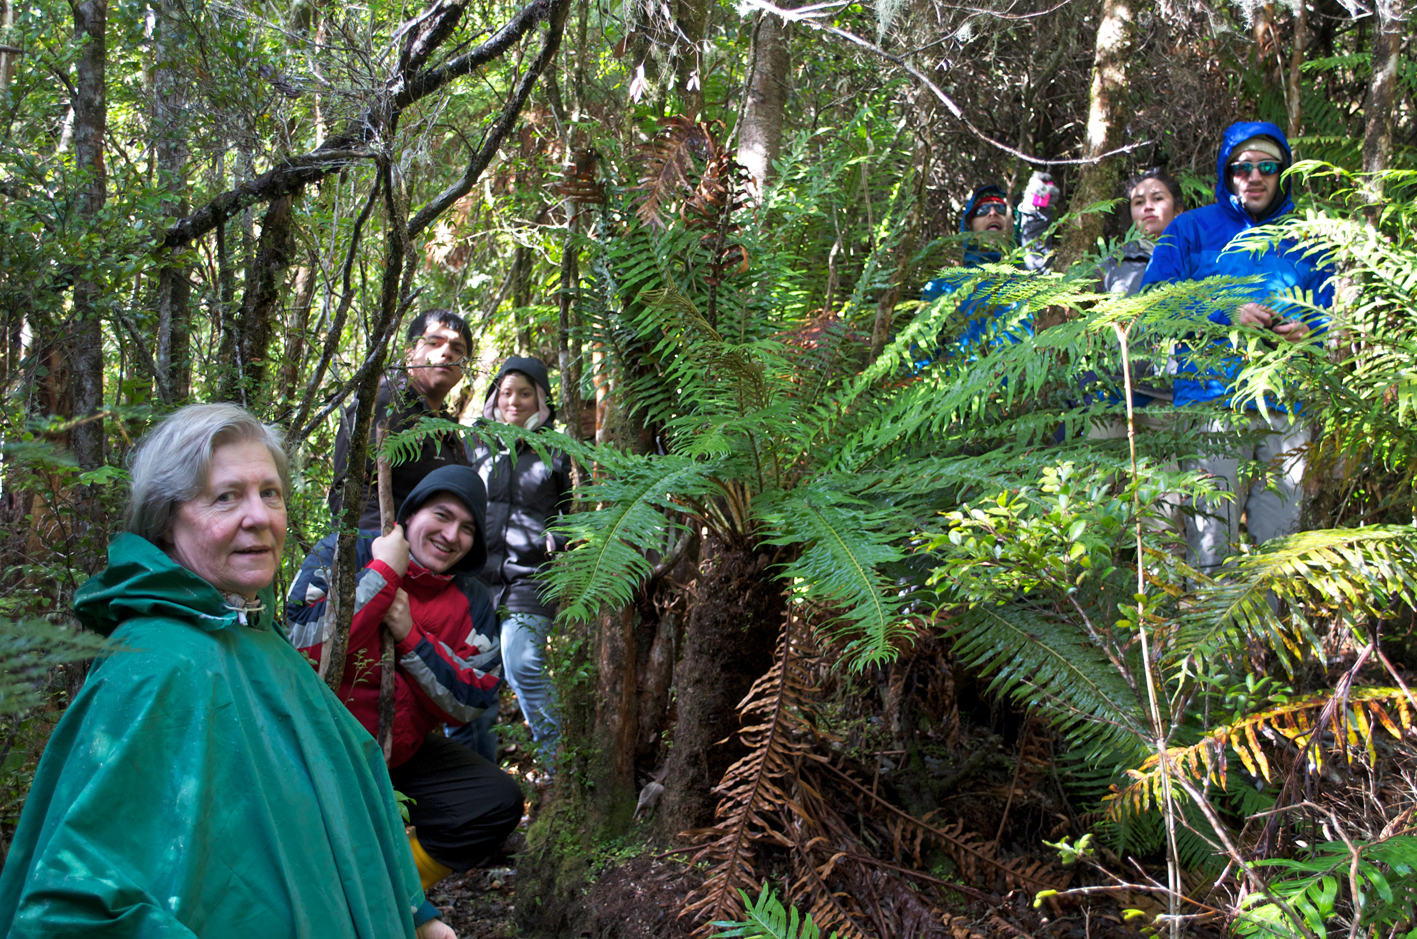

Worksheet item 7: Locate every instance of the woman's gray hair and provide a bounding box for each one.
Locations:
[124,403,291,545]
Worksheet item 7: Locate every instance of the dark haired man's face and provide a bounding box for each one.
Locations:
[406,322,467,406]
[1229,148,1282,219]
[967,201,1010,238]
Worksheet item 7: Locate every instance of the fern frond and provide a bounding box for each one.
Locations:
[0,617,115,716]
[712,886,833,939]
[818,759,1072,895]
[949,605,1147,755]
[754,486,913,668]
[1105,686,1416,821]
[546,451,723,624]
[1172,526,1417,675]
[683,612,825,934]
[636,116,717,230]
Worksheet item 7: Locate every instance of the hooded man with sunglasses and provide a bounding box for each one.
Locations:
[1140,120,1334,577]
[920,173,1059,358]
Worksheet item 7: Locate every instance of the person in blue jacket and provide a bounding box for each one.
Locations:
[920,172,1058,358]
[1140,120,1334,576]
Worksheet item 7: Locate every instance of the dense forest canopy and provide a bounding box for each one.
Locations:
[2,0,1417,933]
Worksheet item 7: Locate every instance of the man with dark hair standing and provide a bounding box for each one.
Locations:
[330,309,476,531]
[1141,120,1334,576]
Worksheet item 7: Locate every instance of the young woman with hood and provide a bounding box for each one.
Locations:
[1099,167,1184,297]
[461,356,574,762]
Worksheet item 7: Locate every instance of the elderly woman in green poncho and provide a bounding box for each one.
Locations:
[0,403,457,939]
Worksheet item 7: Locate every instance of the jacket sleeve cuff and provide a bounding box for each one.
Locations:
[413,899,440,927]
[395,622,427,656]
[364,558,402,587]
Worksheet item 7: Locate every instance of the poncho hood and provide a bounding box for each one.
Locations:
[74,533,278,638]
[1214,120,1295,226]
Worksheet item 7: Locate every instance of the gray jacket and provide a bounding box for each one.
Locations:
[1098,238,1154,297]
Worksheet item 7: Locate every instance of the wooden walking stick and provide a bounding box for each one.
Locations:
[375,421,398,765]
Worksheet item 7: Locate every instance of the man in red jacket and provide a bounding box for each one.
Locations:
[287,465,523,889]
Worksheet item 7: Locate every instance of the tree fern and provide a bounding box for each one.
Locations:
[948,605,1147,756]
[546,451,726,624]
[754,486,912,667]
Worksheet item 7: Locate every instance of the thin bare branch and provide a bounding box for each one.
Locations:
[742,0,1148,167]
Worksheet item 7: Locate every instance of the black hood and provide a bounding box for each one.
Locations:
[395,464,488,575]
[482,355,556,430]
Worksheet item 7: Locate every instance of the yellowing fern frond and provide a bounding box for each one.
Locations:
[1105,686,1415,820]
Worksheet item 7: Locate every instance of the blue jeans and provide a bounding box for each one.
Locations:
[448,700,499,763]
[502,612,561,757]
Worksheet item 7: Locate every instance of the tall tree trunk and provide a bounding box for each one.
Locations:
[1052,0,1133,276]
[222,192,296,407]
[325,166,413,693]
[153,0,190,402]
[214,213,239,398]
[1286,0,1306,140]
[281,261,317,406]
[70,0,107,579]
[0,0,17,89]
[1360,0,1405,217]
[736,12,788,195]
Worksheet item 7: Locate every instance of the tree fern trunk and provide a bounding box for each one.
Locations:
[655,536,785,838]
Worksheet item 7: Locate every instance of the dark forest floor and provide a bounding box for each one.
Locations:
[434,674,1228,939]
[432,865,523,938]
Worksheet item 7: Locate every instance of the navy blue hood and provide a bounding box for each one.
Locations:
[396,464,488,575]
[959,184,1011,266]
[1215,120,1294,225]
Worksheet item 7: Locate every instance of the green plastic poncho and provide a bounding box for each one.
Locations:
[0,533,428,937]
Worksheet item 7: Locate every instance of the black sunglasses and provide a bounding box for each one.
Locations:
[1228,161,1281,178]
[971,202,1009,218]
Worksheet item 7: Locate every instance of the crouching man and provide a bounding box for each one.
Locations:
[287,465,524,889]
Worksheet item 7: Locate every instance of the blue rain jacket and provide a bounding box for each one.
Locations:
[921,185,1047,356]
[1140,120,1334,409]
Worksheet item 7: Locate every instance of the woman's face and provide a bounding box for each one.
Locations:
[1129,179,1178,238]
[168,439,287,600]
[496,372,538,427]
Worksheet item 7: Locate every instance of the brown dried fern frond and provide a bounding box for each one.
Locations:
[679,609,826,934]
[820,758,1072,896]
[635,116,718,230]
[785,778,980,939]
